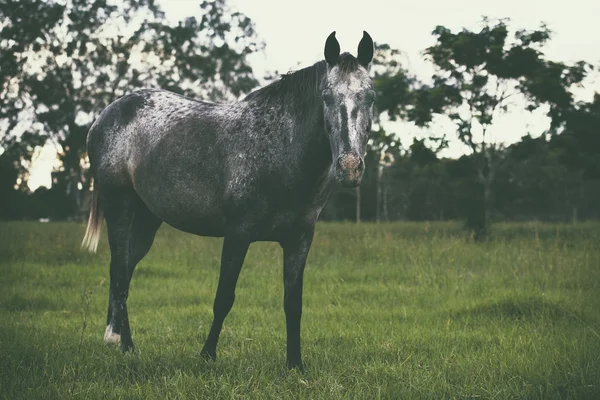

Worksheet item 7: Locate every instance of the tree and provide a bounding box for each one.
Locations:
[547,93,600,221]
[0,0,261,217]
[405,18,592,237]
[550,93,600,180]
[368,43,417,222]
[0,133,46,219]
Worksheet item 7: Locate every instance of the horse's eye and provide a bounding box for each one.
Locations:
[322,90,335,105]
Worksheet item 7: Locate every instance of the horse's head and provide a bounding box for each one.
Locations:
[322,31,374,188]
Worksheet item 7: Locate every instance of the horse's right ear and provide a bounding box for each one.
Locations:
[324,31,340,66]
[357,31,374,66]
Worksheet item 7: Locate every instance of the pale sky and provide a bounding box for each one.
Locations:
[26,0,600,190]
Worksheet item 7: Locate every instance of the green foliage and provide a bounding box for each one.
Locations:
[365,18,596,233]
[366,43,416,165]
[417,18,593,138]
[371,44,416,122]
[396,18,593,236]
[0,0,261,202]
[1,222,600,398]
[551,93,600,179]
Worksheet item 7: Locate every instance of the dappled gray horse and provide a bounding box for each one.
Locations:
[82,31,375,369]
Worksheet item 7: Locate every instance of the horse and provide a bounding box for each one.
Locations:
[82,31,375,370]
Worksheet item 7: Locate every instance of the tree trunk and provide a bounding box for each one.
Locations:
[376,164,383,222]
[466,180,487,240]
[355,186,361,224]
[483,174,492,235]
[466,155,493,240]
[383,174,389,221]
[572,179,584,224]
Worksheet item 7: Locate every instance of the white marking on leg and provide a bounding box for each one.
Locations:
[104,324,121,344]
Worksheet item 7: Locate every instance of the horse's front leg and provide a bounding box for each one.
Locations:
[281,227,315,370]
[201,236,250,361]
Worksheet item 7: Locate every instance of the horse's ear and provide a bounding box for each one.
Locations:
[324,31,340,66]
[357,31,374,67]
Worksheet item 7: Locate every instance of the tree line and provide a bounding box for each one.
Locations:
[1,1,598,237]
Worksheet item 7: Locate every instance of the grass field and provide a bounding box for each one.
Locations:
[0,221,599,399]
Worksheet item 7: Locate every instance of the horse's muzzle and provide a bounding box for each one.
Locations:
[334,152,365,188]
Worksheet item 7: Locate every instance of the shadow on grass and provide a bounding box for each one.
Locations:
[450,297,575,322]
[133,265,183,279]
[0,294,60,312]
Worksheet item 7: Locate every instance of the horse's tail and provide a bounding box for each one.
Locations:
[81,184,103,253]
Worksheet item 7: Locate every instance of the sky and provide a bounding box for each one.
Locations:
[25,0,600,190]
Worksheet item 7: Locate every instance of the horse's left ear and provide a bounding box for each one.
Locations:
[324,31,340,66]
[357,31,374,67]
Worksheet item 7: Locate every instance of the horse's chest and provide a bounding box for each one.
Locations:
[225,172,331,238]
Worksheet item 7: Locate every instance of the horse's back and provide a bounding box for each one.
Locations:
[88,89,216,181]
[87,89,229,234]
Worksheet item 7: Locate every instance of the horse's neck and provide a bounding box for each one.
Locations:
[282,101,332,176]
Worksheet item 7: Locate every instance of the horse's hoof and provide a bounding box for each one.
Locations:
[286,361,304,372]
[200,349,217,361]
[119,342,135,353]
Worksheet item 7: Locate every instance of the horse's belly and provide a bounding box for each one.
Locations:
[145,198,226,237]
[164,214,226,237]
[133,175,227,237]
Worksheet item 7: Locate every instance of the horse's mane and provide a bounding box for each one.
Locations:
[243,53,362,104]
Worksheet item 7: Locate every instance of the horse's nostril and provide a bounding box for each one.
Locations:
[336,154,363,172]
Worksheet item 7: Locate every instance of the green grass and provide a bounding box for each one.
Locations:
[0,221,599,399]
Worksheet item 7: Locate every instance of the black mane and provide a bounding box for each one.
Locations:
[243,53,362,104]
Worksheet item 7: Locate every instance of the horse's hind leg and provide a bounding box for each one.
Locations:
[102,188,162,351]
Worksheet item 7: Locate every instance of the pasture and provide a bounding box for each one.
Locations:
[0,221,599,399]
